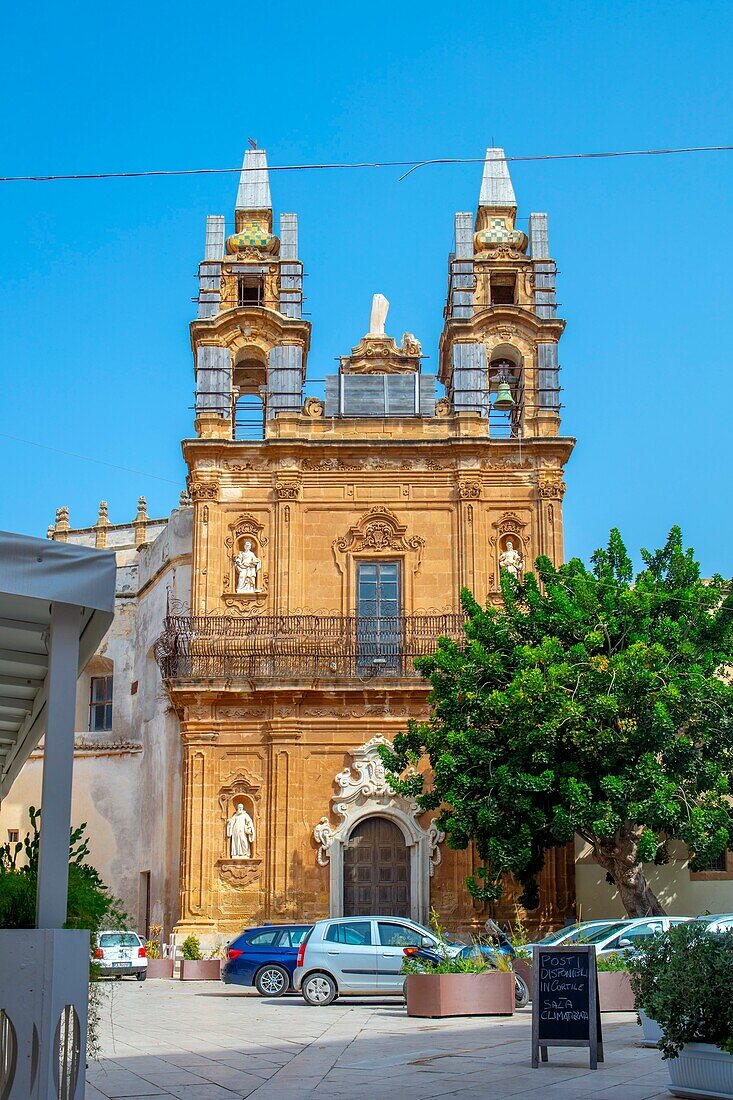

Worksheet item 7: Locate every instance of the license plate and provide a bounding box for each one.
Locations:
[111,961,127,968]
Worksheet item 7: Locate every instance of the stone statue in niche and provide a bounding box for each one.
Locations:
[369,293,389,335]
[226,802,255,859]
[499,538,524,579]
[234,539,261,593]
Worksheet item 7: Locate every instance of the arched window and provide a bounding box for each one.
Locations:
[488,351,523,438]
[232,347,267,439]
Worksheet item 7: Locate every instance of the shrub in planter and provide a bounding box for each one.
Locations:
[179,934,222,980]
[628,923,733,1098]
[596,952,635,1012]
[402,916,514,1017]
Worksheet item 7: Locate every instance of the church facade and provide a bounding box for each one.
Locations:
[155,145,576,937]
[2,145,600,940]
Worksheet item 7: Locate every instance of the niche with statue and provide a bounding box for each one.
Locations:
[490,512,530,589]
[216,780,262,887]
[223,514,269,601]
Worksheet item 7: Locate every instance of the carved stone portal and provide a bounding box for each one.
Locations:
[312,735,444,924]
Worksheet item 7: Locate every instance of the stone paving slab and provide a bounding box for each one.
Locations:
[87,980,672,1099]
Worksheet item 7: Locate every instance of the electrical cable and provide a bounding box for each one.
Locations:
[1,144,733,185]
[0,431,182,486]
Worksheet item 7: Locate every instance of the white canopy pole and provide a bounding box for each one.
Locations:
[35,601,80,929]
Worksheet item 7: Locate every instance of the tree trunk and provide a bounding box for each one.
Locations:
[592,824,667,917]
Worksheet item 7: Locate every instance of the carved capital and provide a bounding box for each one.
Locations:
[458,479,482,500]
[188,479,218,502]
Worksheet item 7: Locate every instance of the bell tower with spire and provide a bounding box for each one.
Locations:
[440,148,565,439]
[190,146,311,440]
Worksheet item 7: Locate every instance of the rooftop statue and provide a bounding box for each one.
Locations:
[369,293,389,336]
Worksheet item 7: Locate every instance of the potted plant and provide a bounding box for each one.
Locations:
[628,922,733,1099]
[179,935,222,981]
[403,914,514,1018]
[146,924,174,979]
[596,952,636,1012]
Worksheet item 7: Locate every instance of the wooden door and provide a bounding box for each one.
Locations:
[343,817,410,918]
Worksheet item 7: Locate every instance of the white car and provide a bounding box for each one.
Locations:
[697,914,733,934]
[94,930,148,980]
[570,916,693,958]
[525,919,621,952]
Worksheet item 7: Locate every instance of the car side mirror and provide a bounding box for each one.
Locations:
[421,936,434,947]
[617,937,633,949]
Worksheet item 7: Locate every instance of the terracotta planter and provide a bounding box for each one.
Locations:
[146,958,175,979]
[405,971,515,1018]
[514,958,532,999]
[179,959,221,981]
[667,1043,733,1099]
[598,970,635,1012]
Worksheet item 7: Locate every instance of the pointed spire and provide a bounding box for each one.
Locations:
[235,147,272,212]
[478,148,516,208]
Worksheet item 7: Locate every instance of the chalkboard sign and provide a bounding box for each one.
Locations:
[531,945,603,1069]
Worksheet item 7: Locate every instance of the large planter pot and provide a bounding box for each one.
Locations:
[638,1008,663,1047]
[514,958,532,999]
[667,1043,733,1099]
[405,971,515,1018]
[179,959,221,981]
[598,970,635,1012]
[146,958,175,979]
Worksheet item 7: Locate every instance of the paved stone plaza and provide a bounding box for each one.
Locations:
[87,981,671,1099]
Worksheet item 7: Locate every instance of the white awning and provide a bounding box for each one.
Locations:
[0,530,116,800]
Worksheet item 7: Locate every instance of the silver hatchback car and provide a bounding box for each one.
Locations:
[294,916,445,1005]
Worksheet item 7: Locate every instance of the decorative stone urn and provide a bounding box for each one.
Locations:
[667,1044,733,1099]
[405,972,514,1018]
[179,959,221,981]
[597,970,635,1012]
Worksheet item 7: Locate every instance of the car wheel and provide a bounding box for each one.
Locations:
[302,972,337,1006]
[137,972,147,982]
[255,965,289,997]
[514,973,529,1009]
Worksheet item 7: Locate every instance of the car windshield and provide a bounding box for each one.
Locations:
[534,927,579,946]
[99,933,139,947]
[566,921,630,944]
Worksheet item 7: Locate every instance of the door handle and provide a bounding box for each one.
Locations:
[327,950,339,955]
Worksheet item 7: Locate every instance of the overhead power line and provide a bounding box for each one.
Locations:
[1,144,732,185]
[0,431,181,486]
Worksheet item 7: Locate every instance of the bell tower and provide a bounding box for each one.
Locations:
[190,147,311,439]
[439,148,565,438]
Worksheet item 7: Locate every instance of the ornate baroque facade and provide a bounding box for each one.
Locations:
[154,146,576,935]
[4,144,729,935]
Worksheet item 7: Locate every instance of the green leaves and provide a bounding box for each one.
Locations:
[384,527,733,915]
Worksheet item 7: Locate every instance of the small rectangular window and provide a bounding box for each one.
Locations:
[238,276,264,307]
[701,850,728,872]
[7,830,19,844]
[491,275,516,305]
[89,675,113,732]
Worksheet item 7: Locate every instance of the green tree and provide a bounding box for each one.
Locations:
[0,806,125,934]
[383,528,733,917]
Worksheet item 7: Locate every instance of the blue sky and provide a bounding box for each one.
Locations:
[1,1,732,575]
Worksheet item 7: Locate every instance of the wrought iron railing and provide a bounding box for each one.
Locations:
[155,613,466,682]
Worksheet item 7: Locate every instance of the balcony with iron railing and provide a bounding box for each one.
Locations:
[155,613,466,685]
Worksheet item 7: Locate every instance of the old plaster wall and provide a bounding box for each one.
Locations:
[134,505,192,935]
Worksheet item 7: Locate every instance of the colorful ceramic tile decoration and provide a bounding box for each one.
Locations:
[475,217,527,250]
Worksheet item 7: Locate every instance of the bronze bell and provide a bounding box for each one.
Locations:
[493,379,515,411]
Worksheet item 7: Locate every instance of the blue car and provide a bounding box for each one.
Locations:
[221,924,311,996]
